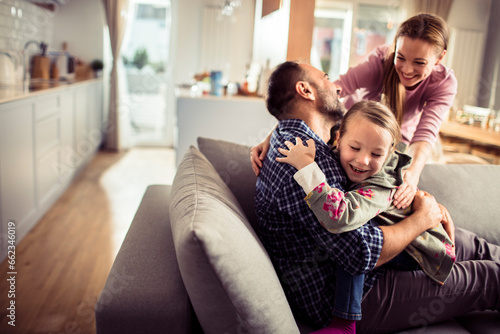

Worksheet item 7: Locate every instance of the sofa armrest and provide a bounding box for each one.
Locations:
[95,185,200,334]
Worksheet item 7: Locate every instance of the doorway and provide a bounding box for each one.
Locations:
[121,0,172,147]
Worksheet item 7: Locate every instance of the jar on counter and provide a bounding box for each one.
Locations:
[210,70,223,96]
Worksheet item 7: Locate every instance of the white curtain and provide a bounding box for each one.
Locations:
[415,0,453,20]
[103,0,130,151]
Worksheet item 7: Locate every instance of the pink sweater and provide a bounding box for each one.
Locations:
[334,45,457,146]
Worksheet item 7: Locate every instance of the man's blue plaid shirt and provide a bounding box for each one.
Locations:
[255,119,385,327]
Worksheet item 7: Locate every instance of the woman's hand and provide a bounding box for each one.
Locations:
[276,137,316,170]
[394,141,431,209]
[251,136,271,176]
[393,169,419,209]
[438,203,455,245]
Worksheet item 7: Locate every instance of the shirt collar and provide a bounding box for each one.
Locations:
[277,119,329,148]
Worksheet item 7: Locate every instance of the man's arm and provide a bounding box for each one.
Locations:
[376,191,443,266]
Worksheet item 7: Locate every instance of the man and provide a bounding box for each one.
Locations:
[254,61,500,333]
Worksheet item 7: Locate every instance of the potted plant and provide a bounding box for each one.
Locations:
[90,59,104,78]
[133,47,149,70]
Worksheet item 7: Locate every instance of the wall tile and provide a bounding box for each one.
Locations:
[0,0,54,53]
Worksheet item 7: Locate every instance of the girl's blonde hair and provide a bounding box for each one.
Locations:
[381,13,449,125]
[338,100,401,152]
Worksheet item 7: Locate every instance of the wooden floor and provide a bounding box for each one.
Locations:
[0,147,176,334]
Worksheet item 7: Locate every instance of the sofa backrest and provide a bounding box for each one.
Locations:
[198,137,259,231]
[418,163,500,245]
[197,136,500,246]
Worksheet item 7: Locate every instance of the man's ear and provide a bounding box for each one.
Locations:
[296,81,315,101]
[335,131,340,148]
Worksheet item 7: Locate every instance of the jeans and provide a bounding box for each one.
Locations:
[358,228,500,333]
[334,252,420,321]
[334,266,364,320]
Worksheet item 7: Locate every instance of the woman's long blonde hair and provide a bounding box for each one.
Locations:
[381,13,449,125]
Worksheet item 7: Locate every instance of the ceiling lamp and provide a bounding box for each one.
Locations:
[221,0,241,16]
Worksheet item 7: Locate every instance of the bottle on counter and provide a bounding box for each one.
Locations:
[210,70,223,96]
[54,42,75,81]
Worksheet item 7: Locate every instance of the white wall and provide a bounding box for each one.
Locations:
[252,0,290,69]
[53,0,106,64]
[173,0,255,85]
[169,0,256,148]
[447,0,490,31]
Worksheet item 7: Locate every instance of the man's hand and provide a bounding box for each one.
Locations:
[276,137,316,170]
[377,190,443,266]
[412,190,443,231]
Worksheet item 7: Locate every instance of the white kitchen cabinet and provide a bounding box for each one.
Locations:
[74,84,90,160]
[34,92,63,212]
[0,98,38,257]
[59,86,75,186]
[0,80,103,261]
[73,81,103,163]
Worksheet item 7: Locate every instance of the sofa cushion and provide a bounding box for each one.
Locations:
[197,137,258,231]
[95,185,200,334]
[418,164,500,245]
[169,146,299,334]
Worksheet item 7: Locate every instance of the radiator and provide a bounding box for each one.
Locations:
[446,28,486,109]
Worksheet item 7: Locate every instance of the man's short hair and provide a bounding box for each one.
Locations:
[266,61,305,120]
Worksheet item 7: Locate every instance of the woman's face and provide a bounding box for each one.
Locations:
[394,36,445,89]
[337,114,393,184]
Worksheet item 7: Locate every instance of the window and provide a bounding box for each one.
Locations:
[311,1,403,79]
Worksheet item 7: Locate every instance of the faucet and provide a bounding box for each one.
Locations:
[22,40,41,86]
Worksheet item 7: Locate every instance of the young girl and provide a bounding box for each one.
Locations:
[277,100,456,334]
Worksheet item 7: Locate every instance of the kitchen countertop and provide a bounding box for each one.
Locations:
[175,86,265,102]
[440,121,500,149]
[0,78,103,105]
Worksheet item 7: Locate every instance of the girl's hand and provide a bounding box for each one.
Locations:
[276,137,316,170]
[251,136,271,176]
[393,169,419,209]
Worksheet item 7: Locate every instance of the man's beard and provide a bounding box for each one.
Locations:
[316,87,346,122]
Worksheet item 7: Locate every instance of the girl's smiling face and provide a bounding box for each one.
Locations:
[394,36,445,89]
[337,114,393,184]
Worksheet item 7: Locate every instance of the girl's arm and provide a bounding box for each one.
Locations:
[296,166,393,233]
[277,138,393,233]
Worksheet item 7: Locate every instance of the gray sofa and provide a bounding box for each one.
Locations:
[95,137,500,334]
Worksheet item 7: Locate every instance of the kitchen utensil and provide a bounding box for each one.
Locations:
[31,55,50,79]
